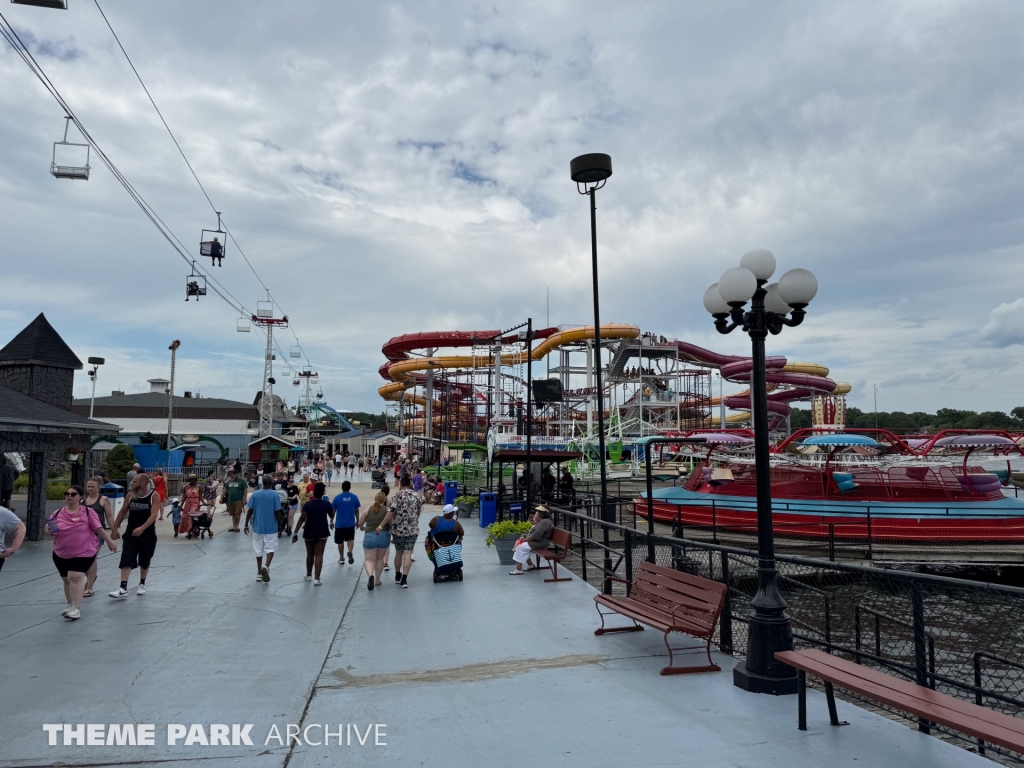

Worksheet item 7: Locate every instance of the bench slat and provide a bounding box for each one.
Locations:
[636,562,729,594]
[596,595,715,637]
[782,650,1024,735]
[630,586,722,618]
[778,650,1024,752]
[635,565,728,597]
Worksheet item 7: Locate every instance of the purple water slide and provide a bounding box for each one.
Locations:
[674,341,837,420]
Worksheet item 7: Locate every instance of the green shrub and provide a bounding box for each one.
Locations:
[453,495,477,507]
[13,473,27,491]
[47,482,70,501]
[484,520,533,547]
[106,444,138,478]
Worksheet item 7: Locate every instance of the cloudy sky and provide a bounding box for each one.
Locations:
[1,0,1022,416]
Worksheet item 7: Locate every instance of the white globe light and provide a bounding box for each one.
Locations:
[703,283,731,315]
[778,268,818,305]
[764,282,791,315]
[717,267,757,305]
[739,249,776,281]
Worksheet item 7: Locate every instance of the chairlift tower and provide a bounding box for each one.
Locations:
[249,300,288,438]
[296,369,319,446]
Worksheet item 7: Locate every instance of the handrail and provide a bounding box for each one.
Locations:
[546,502,1024,598]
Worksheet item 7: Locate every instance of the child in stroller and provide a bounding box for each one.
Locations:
[425,504,464,582]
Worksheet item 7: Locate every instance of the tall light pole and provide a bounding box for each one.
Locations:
[167,341,181,458]
[703,249,818,695]
[571,152,614,593]
[87,356,104,419]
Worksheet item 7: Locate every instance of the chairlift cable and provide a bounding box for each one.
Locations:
[2,11,322,391]
[88,2,316,368]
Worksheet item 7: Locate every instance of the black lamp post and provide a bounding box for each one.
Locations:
[571,153,614,593]
[703,249,818,695]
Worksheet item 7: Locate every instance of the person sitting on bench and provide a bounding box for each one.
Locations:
[510,506,553,576]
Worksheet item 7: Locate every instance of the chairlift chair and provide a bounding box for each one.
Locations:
[185,263,206,301]
[11,0,68,9]
[256,300,274,318]
[292,378,300,387]
[236,315,251,333]
[290,345,301,358]
[200,212,226,267]
[51,117,89,180]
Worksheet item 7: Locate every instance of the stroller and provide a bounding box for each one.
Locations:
[428,530,464,583]
[185,511,214,540]
[371,469,384,489]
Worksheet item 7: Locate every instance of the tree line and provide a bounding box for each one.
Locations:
[789,406,1024,432]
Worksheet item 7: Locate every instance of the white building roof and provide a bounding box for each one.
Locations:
[109,418,256,436]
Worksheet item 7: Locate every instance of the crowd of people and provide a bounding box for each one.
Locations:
[0,450,450,619]
[0,448,570,622]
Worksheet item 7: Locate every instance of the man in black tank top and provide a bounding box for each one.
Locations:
[109,474,160,599]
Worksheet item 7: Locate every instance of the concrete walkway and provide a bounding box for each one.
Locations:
[0,479,988,767]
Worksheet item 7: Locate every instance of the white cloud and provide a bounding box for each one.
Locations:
[980,298,1024,348]
[1,1,1024,415]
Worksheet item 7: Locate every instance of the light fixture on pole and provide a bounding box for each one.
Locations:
[87,356,104,419]
[571,152,614,594]
[167,341,181,458]
[703,249,818,695]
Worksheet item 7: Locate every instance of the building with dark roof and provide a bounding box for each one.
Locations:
[0,312,82,410]
[0,313,117,540]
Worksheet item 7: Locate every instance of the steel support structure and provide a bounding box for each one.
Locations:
[252,314,289,438]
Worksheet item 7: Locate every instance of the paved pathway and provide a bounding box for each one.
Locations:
[0,479,989,767]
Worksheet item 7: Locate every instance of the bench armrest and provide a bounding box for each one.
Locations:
[605,576,633,586]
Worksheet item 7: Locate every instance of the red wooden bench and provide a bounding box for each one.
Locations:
[529,528,572,583]
[594,562,727,675]
[777,649,1024,755]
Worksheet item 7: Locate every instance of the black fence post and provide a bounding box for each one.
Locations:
[824,596,832,654]
[866,509,874,561]
[829,523,835,562]
[720,550,734,655]
[854,607,862,664]
[974,653,986,756]
[624,528,633,595]
[911,582,930,734]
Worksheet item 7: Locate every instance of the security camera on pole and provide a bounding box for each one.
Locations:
[703,249,818,695]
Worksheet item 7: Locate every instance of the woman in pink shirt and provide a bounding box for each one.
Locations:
[46,485,117,620]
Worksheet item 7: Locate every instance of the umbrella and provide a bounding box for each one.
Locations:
[933,435,1017,448]
[800,434,881,447]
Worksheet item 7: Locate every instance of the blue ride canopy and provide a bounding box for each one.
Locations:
[799,434,881,447]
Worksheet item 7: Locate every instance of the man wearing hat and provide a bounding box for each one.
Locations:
[428,504,465,541]
[126,463,141,489]
[509,506,554,575]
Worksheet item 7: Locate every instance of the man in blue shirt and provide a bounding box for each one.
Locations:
[245,475,283,582]
[331,481,360,565]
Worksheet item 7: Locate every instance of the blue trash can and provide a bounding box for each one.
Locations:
[478,492,496,528]
[444,481,459,506]
[99,482,125,526]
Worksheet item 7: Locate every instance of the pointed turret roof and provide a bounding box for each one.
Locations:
[0,313,82,369]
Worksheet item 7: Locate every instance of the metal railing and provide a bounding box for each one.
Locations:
[541,501,1024,764]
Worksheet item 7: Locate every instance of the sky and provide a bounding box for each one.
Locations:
[1,0,1023,416]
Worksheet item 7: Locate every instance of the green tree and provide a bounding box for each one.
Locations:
[106,444,138,478]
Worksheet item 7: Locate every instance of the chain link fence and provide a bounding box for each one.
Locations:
[544,501,1024,765]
